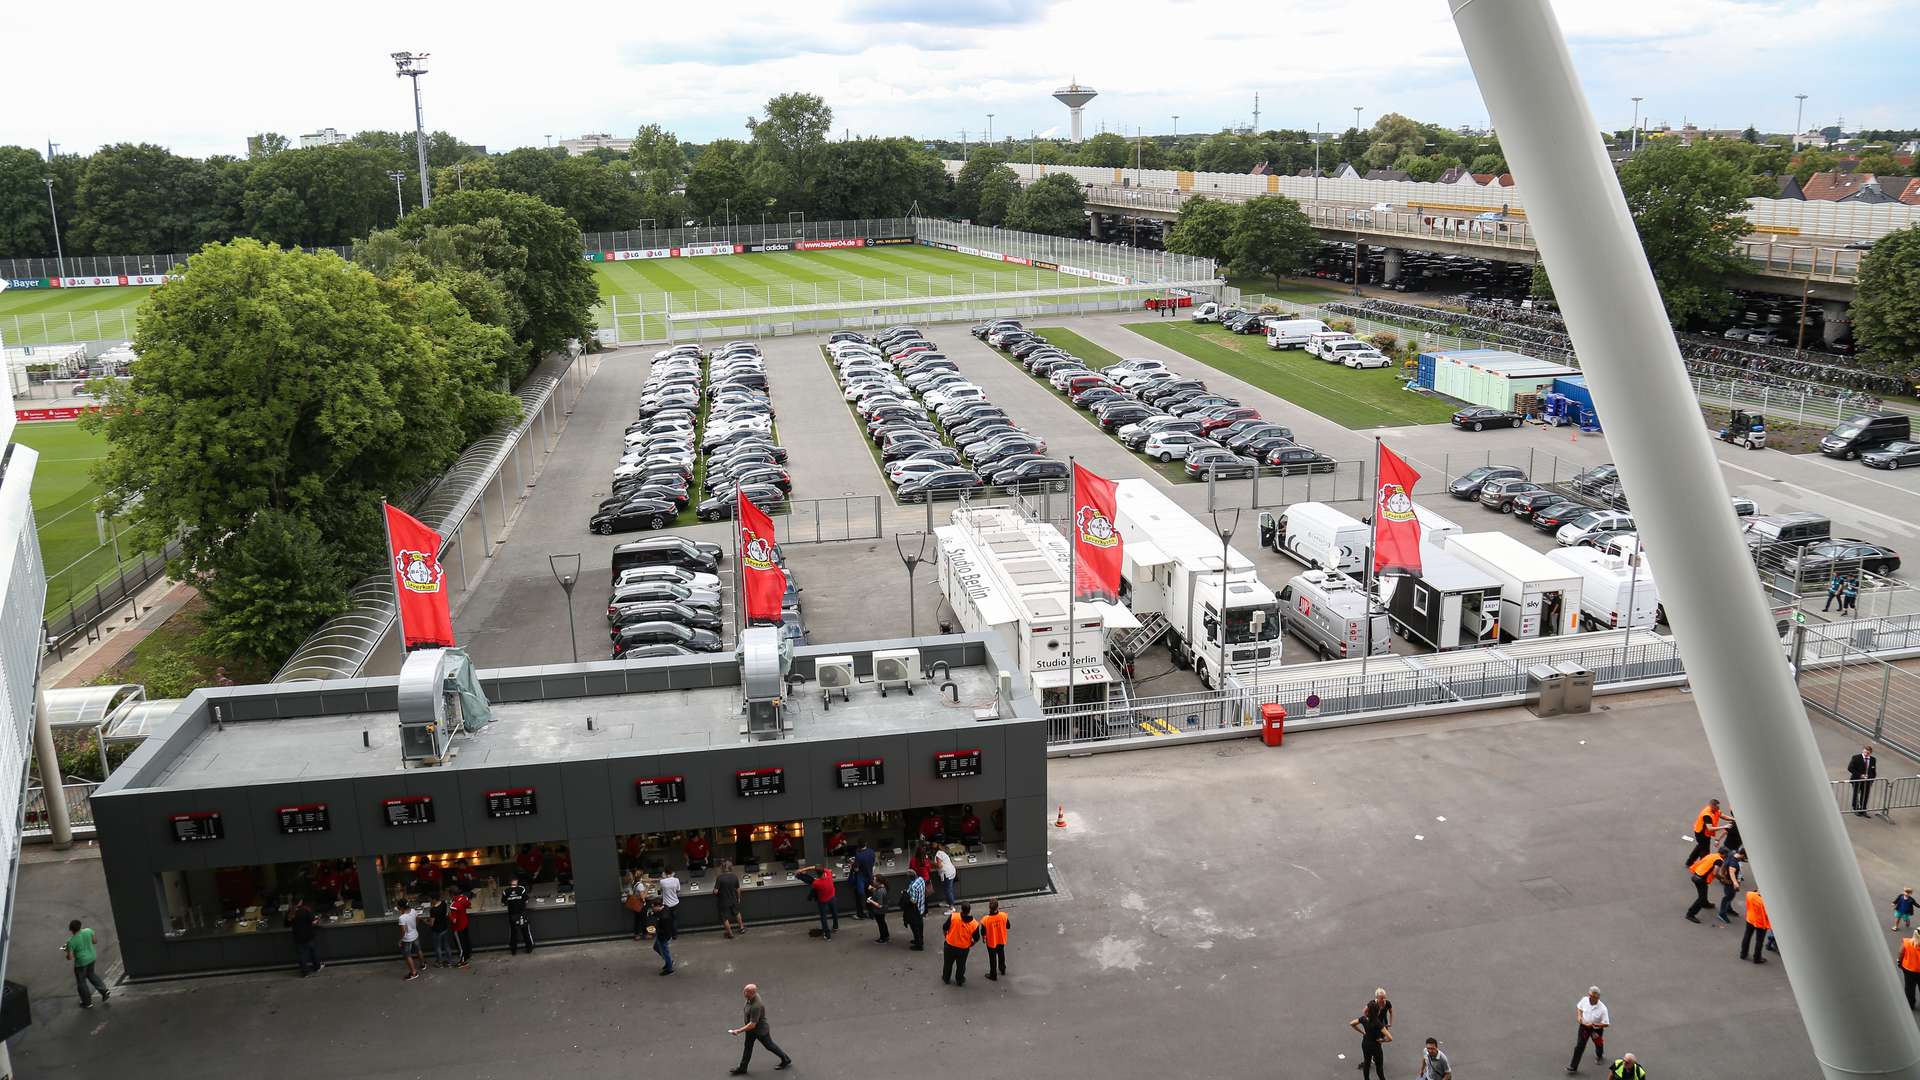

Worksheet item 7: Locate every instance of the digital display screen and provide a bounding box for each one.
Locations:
[383,796,434,827]
[836,758,884,788]
[636,775,687,806]
[170,811,223,842]
[486,787,538,818]
[935,749,983,779]
[276,803,330,834]
[736,768,786,798]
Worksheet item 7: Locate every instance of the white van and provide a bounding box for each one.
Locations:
[1265,318,1332,350]
[1192,301,1221,323]
[1305,331,1357,359]
[1273,502,1369,574]
[1546,546,1661,630]
[1278,570,1392,660]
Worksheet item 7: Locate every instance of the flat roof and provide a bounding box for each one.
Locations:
[149,666,1004,791]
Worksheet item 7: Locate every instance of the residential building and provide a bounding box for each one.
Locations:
[298,128,350,148]
[559,133,633,156]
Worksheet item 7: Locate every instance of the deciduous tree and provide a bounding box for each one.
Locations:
[1165,196,1239,264]
[1225,195,1316,286]
[1615,143,1751,325]
[1002,173,1087,237]
[748,92,833,213]
[1851,226,1920,377]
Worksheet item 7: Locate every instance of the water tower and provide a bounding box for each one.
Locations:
[1053,80,1098,143]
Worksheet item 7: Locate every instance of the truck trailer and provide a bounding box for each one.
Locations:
[1379,539,1502,650]
[1112,479,1279,688]
[1443,531,1583,640]
[1278,570,1391,660]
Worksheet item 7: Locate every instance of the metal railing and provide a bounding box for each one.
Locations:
[1796,626,1920,760]
[22,781,99,837]
[583,219,913,254]
[915,217,1218,287]
[0,246,353,282]
[42,540,185,658]
[773,497,884,545]
[1830,775,1920,820]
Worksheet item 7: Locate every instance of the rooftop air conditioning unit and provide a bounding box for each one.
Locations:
[874,648,920,697]
[816,655,856,710]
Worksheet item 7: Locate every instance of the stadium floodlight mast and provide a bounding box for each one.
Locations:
[1630,96,1643,152]
[43,176,65,278]
[386,170,407,220]
[1794,93,1808,150]
[1352,105,1362,132]
[391,52,432,208]
[1447,2,1920,1077]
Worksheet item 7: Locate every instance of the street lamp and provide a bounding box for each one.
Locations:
[1207,508,1241,691]
[386,170,407,220]
[548,553,582,664]
[1630,96,1643,153]
[1794,94,1808,151]
[895,533,930,636]
[43,177,65,279]
[391,52,433,208]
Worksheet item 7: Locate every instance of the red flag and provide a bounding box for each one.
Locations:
[384,503,455,649]
[1372,444,1424,576]
[739,491,788,624]
[1070,463,1124,602]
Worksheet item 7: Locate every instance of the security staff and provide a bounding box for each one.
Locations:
[1685,850,1724,923]
[940,902,982,987]
[1607,1053,1646,1079]
[1899,930,1920,1009]
[504,875,535,954]
[1686,800,1725,866]
[1739,889,1771,964]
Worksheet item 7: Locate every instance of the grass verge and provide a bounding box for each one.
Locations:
[1122,321,1457,430]
[986,334,1195,485]
[820,346,934,506]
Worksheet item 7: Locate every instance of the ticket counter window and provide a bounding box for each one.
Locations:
[157,859,362,938]
[620,823,803,879]
[906,803,1004,853]
[378,842,574,914]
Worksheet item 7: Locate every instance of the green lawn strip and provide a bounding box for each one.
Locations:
[819,346,931,507]
[1224,277,1347,305]
[982,336,1196,485]
[1123,321,1455,430]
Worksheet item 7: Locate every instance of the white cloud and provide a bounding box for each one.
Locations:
[1,0,1912,159]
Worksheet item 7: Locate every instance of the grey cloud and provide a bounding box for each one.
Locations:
[849,0,1050,27]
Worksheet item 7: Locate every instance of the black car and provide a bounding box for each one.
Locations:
[610,601,722,634]
[1240,435,1298,461]
[1143,380,1206,405]
[1072,386,1129,410]
[610,537,724,572]
[590,498,678,534]
[1788,540,1902,578]
[1451,406,1523,431]
[1009,338,1053,359]
[1231,314,1269,334]
[1510,489,1576,521]
[897,471,984,502]
[611,622,725,656]
[695,484,786,522]
[1263,446,1337,474]
[1169,395,1239,417]
[1447,465,1526,499]
[1570,463,1619,495]
[1531,500,1587,533]
[600,484,688,512]
[1862,441,1920,470]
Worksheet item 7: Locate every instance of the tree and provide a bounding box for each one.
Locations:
[1165,196,1239,264]
[952,148,1015,222]
[71,143,207,254]
[1856,152,1905,176]
[1529,263,1554,302]
[1075,132,1134,168]
[1225,195,1316,285]
[1195,133,1262,174]
[686,139,767,224]
[748,92,833,213]
[390,188,599,379]
[1851,226,1920,376]
[247,133,289,159]
[1615,144,1752,325]
[815,138,951,219]
[1469,153,1507,176]
[1791,148,1842,184]
[241,145,396,247]
[975,168,1021,227]
[1002,173,1087,237]
[628,124,688,192]
[86,240,518,660]
[0,146,52,258]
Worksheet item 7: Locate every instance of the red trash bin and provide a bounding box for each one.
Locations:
[1260,704,1286,747]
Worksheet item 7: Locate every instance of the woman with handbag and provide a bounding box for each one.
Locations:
[625,873,653,940]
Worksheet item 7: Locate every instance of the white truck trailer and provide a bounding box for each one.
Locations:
[1444,531,1583,640]
[935,505,1130,709]
[1112,479,1280,688]
[1545,546,1661,630]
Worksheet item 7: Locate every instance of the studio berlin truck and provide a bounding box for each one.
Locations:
[1111,479,1280,688]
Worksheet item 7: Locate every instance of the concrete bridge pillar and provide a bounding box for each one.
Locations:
[1821,300,1850,346]
[1089,214,1103,240]
[1383,247,1404,284]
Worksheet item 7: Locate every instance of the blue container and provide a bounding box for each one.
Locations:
[1552,376,1599,431]
[1415,353,1437,389]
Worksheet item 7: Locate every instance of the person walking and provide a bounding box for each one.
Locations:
[1848,745,1878,817]
[285,897,323,977]
[1823,572,1844,612]
[1892,887,1916,933]
[64,918,111,1007]
[933,846,959,908]
[849,840,876,920]
[1567,986,1610,1072]
[396,899,424,981]
[901,871,927,951]
[1685,848,1725,923]
[1607,1054,1646,1079]
[1842,575,1861,614]
[865,876,891,943]
[716,860,746,939]
[1740,887,1772,964]
[1349,988,1393,1079]
[428,893,455,968]
[505,875,535,955]
[981,899,1010,980]
[625,872,652,940]
[728,983,792,1074]
[795,864,838,940]
[659,866,682,916]
[940,902,982,986]
[1900,930,1920,1009]
[1685,800,1727,866]
[1715,850,1744,925]
[1417,1037,1452,1080]
[652,897,678,975]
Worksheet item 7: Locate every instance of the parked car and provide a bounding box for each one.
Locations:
[610,601,723,634]
[608,581,721,616]
[1555,509,1635,547]
[1451,406,1524,431]
[1144,431,1216,462]
[1447,464,1526,499]
[1477,478,1545,512]
[1570,464,1620,495]
[1786,540,1902,578]
[1531,501,1589,533]
[611,621,725,656]
[591,498,678,534]
[1097,403,1160,431]
[990,458,1070,490]
[897,470,985,502]
[1184,448,1257,479]
[1862,441,1920,470]
[1263,446,1337,474]
[1511,490,1577,521]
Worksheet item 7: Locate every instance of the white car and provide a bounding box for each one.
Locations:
[1143,431,1216,462]
[613,566,722,592]
[1556,509,1634,547]
[1323,340,1378,365]
[887,459,953,486]
[924,385,985,411]
[1305,332,1357,359]
[1340,348,1392,369]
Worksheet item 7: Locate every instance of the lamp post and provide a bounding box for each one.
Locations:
[548,553,582,664]
[1794,93,1808,151]
[1630,96,1643,153]
[392,52,433,208]
[1208,507,1240,691]
[895,533,930,636]
[43,177,65,278]
[386,170,407,220]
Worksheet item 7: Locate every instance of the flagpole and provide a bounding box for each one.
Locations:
[1362,438,1379,684]
[382,500,406,655]
[734,493,745,647]
[1067,456,1077,712]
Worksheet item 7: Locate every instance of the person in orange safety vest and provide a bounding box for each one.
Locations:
[1740,889,1772,964]
[1898,931,1920,1009]
[1686,850,1724,923]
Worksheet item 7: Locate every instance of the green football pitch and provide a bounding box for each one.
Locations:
[0,285,151,346]
[5,420,134,611]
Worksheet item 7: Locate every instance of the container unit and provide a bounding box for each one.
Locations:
[1443,532,1583,640]
[1377,540,1502,651]
[1548,375,1600,430]
[1429,349,1578,411]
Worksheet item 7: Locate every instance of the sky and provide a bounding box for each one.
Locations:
[4,0,1915,160]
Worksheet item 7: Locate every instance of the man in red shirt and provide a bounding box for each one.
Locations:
[448,891,472,967]
[795,864,840,940]
[623,834,643,871]
[684,832,712,872]
[918,812,943,846]
[958,805,982,845]
[772,833,797,863]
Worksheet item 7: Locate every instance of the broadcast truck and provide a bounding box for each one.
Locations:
[1112,479,1280,689]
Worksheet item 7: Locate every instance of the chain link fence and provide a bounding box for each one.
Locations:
[583,218,913,253]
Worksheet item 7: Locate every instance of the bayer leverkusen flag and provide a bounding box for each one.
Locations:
[1070,463,1124,602]
[738,491,788,624]
[385,503,455,649]
[1372,444,1424,576]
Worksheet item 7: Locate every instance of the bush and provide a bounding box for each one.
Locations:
[1370,331,1398,352]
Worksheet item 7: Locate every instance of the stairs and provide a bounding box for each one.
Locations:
[1109,611,1172,661]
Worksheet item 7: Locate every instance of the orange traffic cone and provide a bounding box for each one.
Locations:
[1055,805,1067,829]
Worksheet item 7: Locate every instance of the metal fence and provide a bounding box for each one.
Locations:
[773,497,884,545]
[43,540,184,658]
[1829,775,1920,819]
[1,308,140,348]
[0,246,353,281]
[22,781,98,837]
[583,219,913,254]
[1796,624,1920,761]
[915,218,1217,286]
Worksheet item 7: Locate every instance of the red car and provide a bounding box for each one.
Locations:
[1199,408,1261,435]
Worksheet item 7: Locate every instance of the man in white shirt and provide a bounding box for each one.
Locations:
[397,902,424,981]
[1567,986,1610,1072]
[660,869,682,910]
[933,848,957,908]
